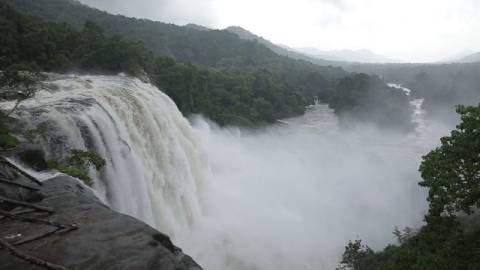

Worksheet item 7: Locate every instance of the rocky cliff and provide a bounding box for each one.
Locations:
[0,157,203,270]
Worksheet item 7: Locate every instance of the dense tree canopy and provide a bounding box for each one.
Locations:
[323,73,413,130]
[419,104,480,216]
[0,1,413,128]
[0,3,150,74]
[346,62,480,122]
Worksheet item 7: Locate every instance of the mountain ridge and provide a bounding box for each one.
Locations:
[456,52,480,63]
[224,25,345,66]
[296,47,397,63]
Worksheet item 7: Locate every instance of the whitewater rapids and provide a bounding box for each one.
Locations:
[5,74,451,269]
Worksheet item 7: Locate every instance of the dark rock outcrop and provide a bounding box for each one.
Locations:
[0,160,203,270]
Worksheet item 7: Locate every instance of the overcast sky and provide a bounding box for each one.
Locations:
[79,0,480,62]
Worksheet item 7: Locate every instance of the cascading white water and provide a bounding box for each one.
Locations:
[9,74,206,238]
[4,74,452,269]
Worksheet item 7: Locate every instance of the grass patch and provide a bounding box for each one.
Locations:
[0,133,19,149]
[47,159,93,187]
[46,150,106,187]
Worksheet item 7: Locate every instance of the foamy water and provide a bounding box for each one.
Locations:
[3,75,452,269]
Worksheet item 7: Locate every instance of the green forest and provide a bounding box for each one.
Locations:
[1,1,480,269]
[0,0,412,129]
[346,62,480,122]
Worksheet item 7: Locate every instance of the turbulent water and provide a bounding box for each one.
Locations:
[388,83,412,96]
[4,74,451,269]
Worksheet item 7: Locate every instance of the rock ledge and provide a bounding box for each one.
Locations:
[0,161,202,270]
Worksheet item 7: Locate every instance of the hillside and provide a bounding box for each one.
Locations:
[457,52,480,63]
[343,62,480,123]
[1,0,343,76]
[0,0,414,130]
[296,48,395,63]
[224,26,342,66]
[223,26,396,65]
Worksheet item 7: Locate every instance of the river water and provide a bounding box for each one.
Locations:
[2,75,452,269]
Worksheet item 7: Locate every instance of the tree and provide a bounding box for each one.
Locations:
[419,104,480,216]
[336,239,374,270]
[0,64,45,149]
[47,150,106,187]
[0,64,45,117]
[336,104,480,270]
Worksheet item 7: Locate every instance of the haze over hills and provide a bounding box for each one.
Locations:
[1,1,480,270]
[296,47,397,63]
[4,0,475,130]
[184,23,211,31]
[438,50,480,63]
[455,52,480,63]
[224,25,342,66]
[1,0,418,131]
[3,0,345,70]
[7,0,404,66]
[224,26,399,64]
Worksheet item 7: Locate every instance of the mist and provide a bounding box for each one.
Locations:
[78,0,219,26]
[77,0,480,62]
[2,0,479,268]
[172,101,451,269]
[1,74,458,269]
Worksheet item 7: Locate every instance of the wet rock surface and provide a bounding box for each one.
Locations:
[0,160,203,270]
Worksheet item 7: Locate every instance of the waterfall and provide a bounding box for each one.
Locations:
[4,74,452,270]
[10,74,206,238]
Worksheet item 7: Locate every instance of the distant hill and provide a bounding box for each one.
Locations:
[224,26,343,66]
[456,52,480,63]
[224,26,397,64]
[184,23,211,31]
[296,47,396,63]
[1,0,347,77]
[0,0,416,130]
[438,50,474,63]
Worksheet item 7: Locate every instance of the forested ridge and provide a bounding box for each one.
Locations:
[2,1,480,270]
[346,63,480,123]
[0,0,412,129]
[0,0,344,73]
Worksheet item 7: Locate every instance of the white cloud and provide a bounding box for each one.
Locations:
[79,0,480,62]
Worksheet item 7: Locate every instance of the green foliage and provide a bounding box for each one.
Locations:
[0,3,149,75]
[0,133,19,149]
[338,217,480,270]
[152,59,306,125]
[324,73,414,131]
[338,104,480,270]
[392,226,415,244]
[419,104,480,216]
[0,111,8,133]
[336,240,374,270]
[0,0,414,129]
[0,63,44,89]
[47,149,106,187]
[347,62,480,121]
[0,111,18,150]
[408,67,480,120]
[69,149,106,170]
[0,63,45,148]
[47,159,93,187]
[1,64,46,117]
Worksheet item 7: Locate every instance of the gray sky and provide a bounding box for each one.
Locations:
[79,0,480,62]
